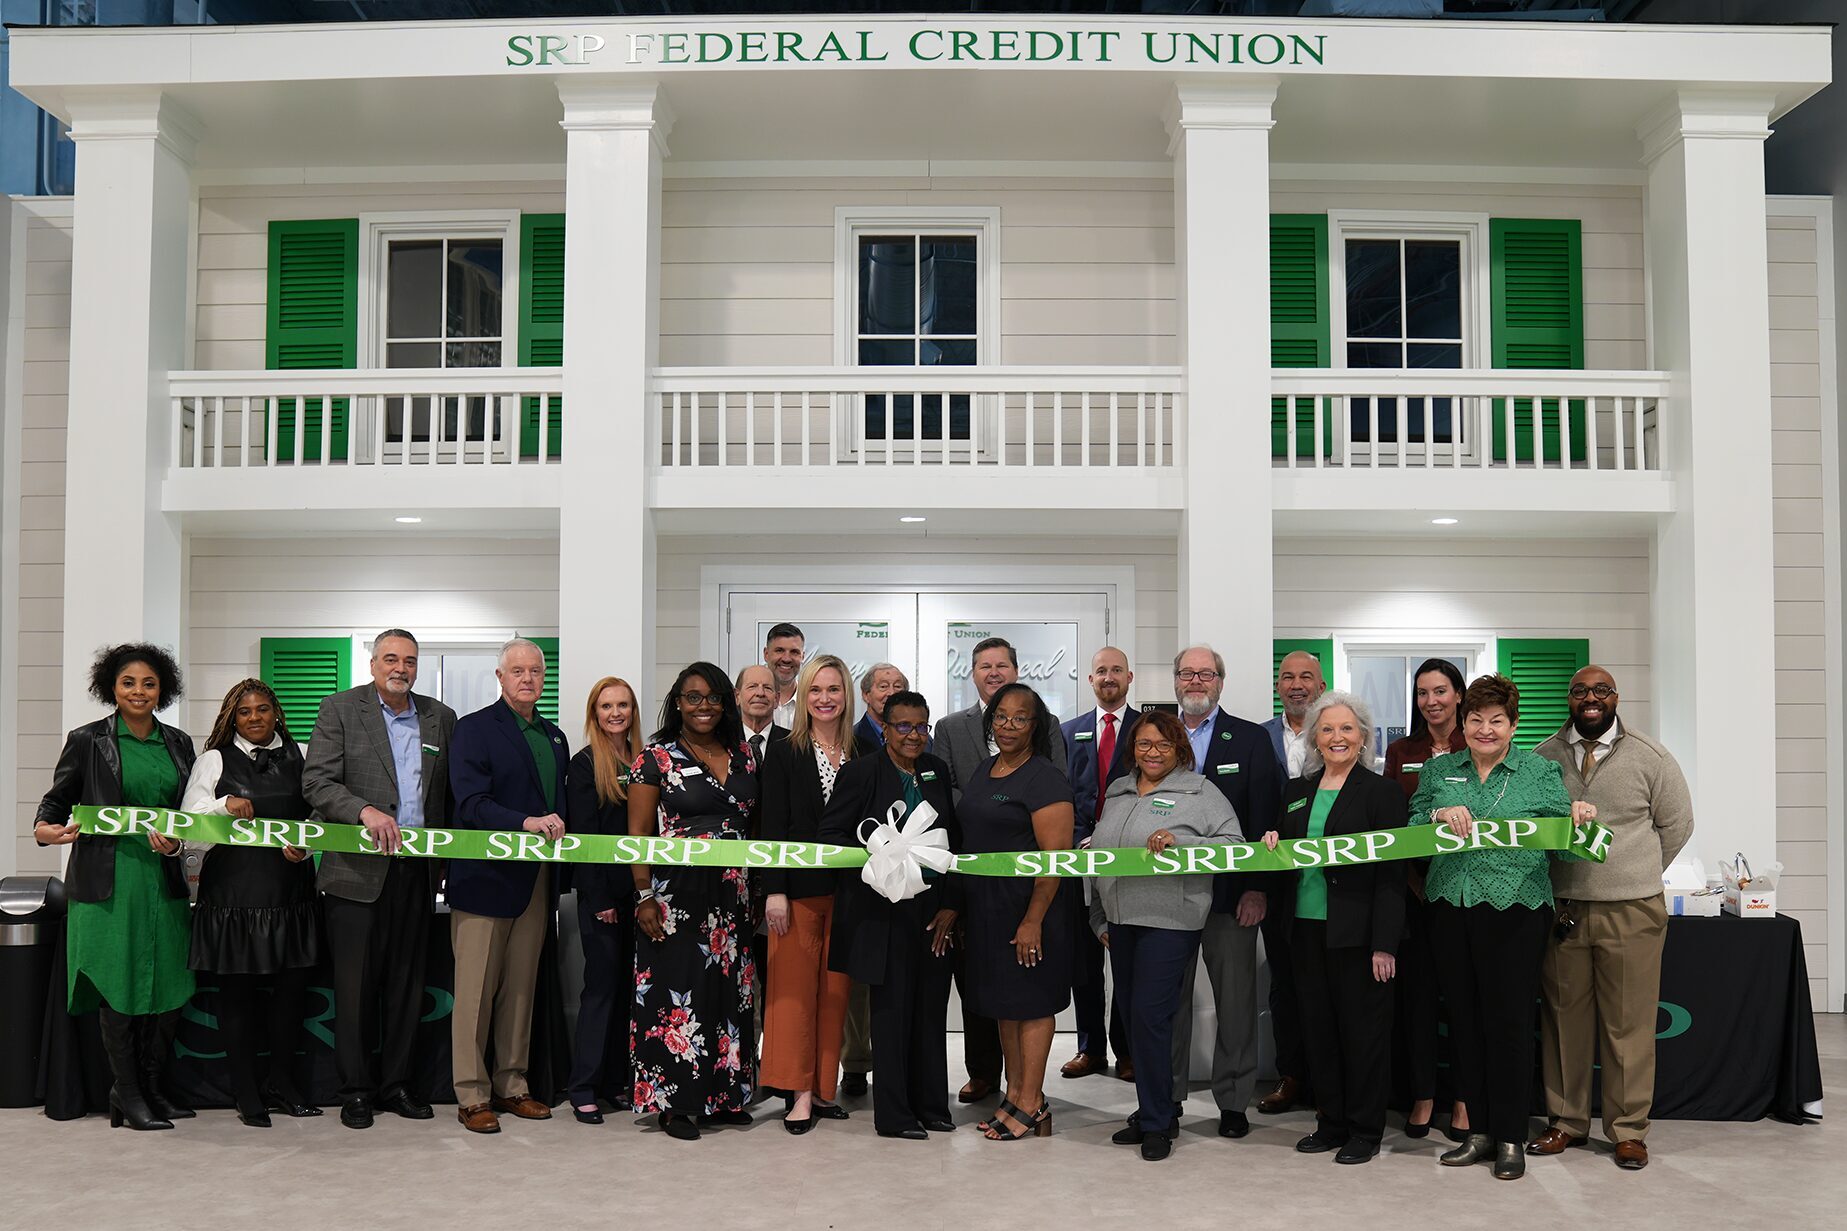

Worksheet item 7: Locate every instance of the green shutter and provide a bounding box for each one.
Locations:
[518,214,565,460]
[1272,637,1335,719]
[1498,637,1589,750]
[1490,219,1584,465]
[266,219,357,463]
[259,636,349,744]
[1270,213,1331,460]
[529,636,561,725]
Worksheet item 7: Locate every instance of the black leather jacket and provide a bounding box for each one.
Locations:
[36,713,196,903]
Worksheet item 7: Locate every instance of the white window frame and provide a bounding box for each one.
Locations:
[833,205,1001,458]
[1329,210,1489,464]
[1335,633,1492,766]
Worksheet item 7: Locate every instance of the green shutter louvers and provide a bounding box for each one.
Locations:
[527,636,562,725]
[265,219,358,463]
[519,214,566,460]
[1270,214,1331,460]
[1498,637,1589,750]
[259,636,349,744]
[1490,218,1584,464]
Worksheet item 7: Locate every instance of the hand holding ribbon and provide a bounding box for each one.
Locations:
[857,799,956,903]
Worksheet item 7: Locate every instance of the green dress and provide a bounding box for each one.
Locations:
[66,717,196,1014]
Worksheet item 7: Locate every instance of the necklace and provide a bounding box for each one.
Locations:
[993,751,1030,775]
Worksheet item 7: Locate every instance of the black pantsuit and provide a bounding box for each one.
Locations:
[1293,919,1393,1144]
[1393,894,1441,1102]
[1109,923,1199,1135]
[323,858,431,1101]
[568,906,634,1106]
[1430,900,1551,1146]
[1262,916,1307,1084]
[870,901,956,1134]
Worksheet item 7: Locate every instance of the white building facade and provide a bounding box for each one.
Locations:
[0,14,1841,1008]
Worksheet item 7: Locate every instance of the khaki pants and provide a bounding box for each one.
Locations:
[1539,893,1667,1143]
[451,869,550,1107]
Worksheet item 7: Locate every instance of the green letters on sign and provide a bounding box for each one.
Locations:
[1499,637,1588,750]
[1270,213,1331,460]
[265,219,358,463]
[518,214,565,460]
[1490,218,1584,465]
[259,636,350,743]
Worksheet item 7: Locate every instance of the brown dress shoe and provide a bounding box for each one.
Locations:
[1526,1127,1585,1156]
[1115,1059,1135,1083]
[1614,1140,1649,1170]
[1256,1077,1299,1115]
[457,1103,500,1134]
[1060,1053,1104,1079]
[957,1078,995,1104]
[491,1094,553,1120]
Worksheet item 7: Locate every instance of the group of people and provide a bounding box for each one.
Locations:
[34,623,1694,1179]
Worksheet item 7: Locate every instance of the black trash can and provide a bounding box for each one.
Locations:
[0,875,67,1107]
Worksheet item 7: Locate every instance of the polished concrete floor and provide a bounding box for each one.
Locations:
[6,1018,1842,1231]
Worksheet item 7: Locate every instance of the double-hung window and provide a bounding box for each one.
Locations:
[383,236,504,445]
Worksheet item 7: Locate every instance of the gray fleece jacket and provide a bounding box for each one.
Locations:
[1088,769,1243,934]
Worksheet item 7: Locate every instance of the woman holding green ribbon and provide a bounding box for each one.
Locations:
[1411,674,1597,1181]
[35,643,197,1132]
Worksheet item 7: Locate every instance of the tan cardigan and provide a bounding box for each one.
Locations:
[1534,722,1695,901]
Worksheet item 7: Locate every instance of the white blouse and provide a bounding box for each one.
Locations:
[180,732,287,816]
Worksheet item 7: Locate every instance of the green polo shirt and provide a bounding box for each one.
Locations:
[114,715,179,809]
[516,710,558,812]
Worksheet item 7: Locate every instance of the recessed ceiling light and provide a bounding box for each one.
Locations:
[900,515,926,523]
[1431,517,1458,526]
[395,516,423,524]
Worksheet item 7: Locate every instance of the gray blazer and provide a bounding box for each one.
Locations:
[1088,770,1242,934]
[302,683,458,903]
[937,699,1068,801]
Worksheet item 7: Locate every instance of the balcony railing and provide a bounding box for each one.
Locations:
[169,369,564,470]
[649,367,1183,469]
[1268,370,1669,474]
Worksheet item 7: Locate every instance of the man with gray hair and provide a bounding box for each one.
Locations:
[854,662,910,748]
[446,637,571,1133]
[304,628,458,1130]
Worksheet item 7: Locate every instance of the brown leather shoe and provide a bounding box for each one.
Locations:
[1526,1127,1585,1156]
[1256,1076,1299,1115]
[1115,1059,1135,1083]
[957,1078,995,1104]
[1614,1140,1649,1170]
[491,1094,553,1120]
[1060,1053,1104,1079]
[457,1103,500,1134]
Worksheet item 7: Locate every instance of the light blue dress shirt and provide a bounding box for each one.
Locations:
[381,696,425,828]
[1186,713,1215,773]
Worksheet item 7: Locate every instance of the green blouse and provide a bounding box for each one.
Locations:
[1409,747,1574,911]
[1295,789,1338,922]
[115,715,180,808]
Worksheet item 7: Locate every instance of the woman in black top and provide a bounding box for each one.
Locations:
[181,678,321,1127]
[564,676,644,1124]
[958,683,1077,1141]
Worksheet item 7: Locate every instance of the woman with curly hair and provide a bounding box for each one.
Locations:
[35,642,195,1131]
[180,678,321,1127]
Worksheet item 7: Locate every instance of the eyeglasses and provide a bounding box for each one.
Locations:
[1175,670,1221,683]
[889,721,931,737]
[1568,684,1617,700]
[678,692,721,709]
[991,714,1035,730]
[1133,740,1176,754]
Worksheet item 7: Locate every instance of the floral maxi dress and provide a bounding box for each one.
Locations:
[629,740,759,1117]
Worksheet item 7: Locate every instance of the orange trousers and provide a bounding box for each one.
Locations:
[760,895,851,1099]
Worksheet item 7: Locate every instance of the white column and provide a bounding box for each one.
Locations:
[1642,91,1778,863]
[1167,82,1277,717]
[60,92,197,728]
[555,82,671,716]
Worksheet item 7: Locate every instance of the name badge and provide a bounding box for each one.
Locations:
[1287,798,1308,812]
[1074,731,1093,742]
[1444,776,1467,783]
[1151,798,1176,812]
[422,744,440,757]
[683,766,705,777]
[920,770,937,782]
[1401,762,1424,772]
[1217,763,1239,775]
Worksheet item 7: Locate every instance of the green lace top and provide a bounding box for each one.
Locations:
[1409,747,1575,911]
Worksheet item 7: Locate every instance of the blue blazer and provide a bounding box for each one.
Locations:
[1262,715,1288,772]
[1060,705,1138,842]
[447,697,571,918]
[853,711,884,749]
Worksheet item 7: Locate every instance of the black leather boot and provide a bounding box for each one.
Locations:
[99,1008,172,1131]
[139,1010,195,1120]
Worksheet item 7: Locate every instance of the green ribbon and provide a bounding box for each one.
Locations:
[73,805,1609,877]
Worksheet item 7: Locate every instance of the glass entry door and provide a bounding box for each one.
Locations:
[723,592,919,690]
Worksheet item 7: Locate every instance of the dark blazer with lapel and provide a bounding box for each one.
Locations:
[940,700,1068,800]
[852,711,884,749]
[446,697,571,919]
[564,745,633,917]
[303,684,458,904]
[759,734,874,900]
[1061,704,1139,843]
[818,749,961,986]
[37,713,196,903]
[1273,765,1408,954]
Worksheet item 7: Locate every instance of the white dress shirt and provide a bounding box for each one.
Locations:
[772,698,796,730]
[1282,719,1310,779]
[181,731,287,815]
[1564,715,1622,771]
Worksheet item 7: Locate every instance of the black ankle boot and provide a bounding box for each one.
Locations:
[139,1011,195,1120]
[99,1008,172,1131]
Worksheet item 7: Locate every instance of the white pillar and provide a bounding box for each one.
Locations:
[555,82,670,718]
[1167,82,1278,717]
[1642,91,1778,863]
[60,92,196,728]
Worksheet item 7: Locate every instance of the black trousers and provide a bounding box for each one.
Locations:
[216,969,311,1107]
[1074,917,1128,1061]
[323,859,431,1102]
[1110,923,1200,1135]
[871,923,955,1134]
[1393,893,1441,1103]
[1261,912,1307,1084]
[1430,899,1550,1146]
[954,952,1001,1084]
[567,903,634,1106]
[1292,920,1392,1145]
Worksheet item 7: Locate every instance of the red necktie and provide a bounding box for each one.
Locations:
[1097,712,1117,820]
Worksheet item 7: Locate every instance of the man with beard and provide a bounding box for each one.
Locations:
[1530,666,1693,1171]
[764,623,805,729]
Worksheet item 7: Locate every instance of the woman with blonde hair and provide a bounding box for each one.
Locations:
[758,653,868,1133]
[564,675,644,1124]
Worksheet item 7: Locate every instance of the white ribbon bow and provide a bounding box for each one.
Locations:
[856,799,956,904]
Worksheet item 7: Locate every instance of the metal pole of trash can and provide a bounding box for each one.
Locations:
[0,876,68,1108]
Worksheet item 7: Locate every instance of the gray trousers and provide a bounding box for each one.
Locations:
[1169,912,1260,1113]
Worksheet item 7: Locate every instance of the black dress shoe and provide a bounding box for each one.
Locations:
[1112,1123,1146,1145]
[235,1103,272,1129]
[878,1126,928,1141]
[1336,1140,1380,1165]
[812,1102,849,1120]
[663,1114,701,1141]
[921,1118,956,1133]
[376,1089,434,1120]
[783,1115,816,1135]
[262,1086,322,1118]
[573,1107,605,1125]
[1141,1134,1173,1161]
[841,1072,870,1096]
[340,1099,373,1130]
[1219,1111,1250,1139]
[701,1109,753,1127]
[1296,1131,1347,1154]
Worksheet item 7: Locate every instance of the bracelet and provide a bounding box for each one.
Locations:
[636,888,657,903]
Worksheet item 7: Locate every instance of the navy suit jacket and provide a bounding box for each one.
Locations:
[447,697,571,918]
[1262,715,1289,773]
[1060,705,1138,842]
[853,712,884,749]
